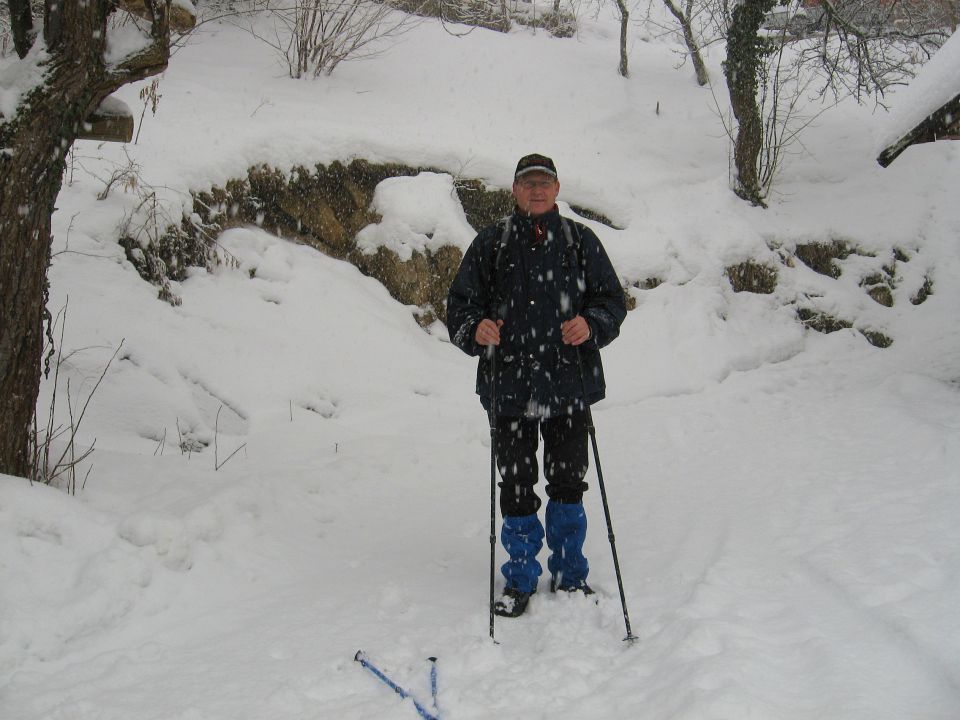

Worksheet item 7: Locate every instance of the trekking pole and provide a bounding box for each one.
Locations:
[576,346,637,643]
[354,651,440,720]
[486,345,498,643]
[428,656,439,711]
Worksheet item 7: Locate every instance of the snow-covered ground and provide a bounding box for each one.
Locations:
[2,8,960,719]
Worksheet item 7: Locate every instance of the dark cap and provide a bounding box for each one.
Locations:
[514,153,558,180]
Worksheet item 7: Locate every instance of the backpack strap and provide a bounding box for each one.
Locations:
[493,214,512,273]
[489,216,584,314]
[494,215,582,272]
[486,215,513,320]
[560,217,583,272]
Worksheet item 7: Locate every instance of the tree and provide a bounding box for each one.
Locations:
[0,2,180,478]
[723,0,775,205]
[616,0,630,76]
[721,0,949,206]
[661,0,711,85]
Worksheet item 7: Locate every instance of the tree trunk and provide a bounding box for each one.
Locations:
[616,0,629,78]
[722,0,774,206]
[662,0,709,86]
[9,0,35,58]
[0,1,170,478]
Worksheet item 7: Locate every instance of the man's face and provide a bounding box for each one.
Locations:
[512,171,560,217]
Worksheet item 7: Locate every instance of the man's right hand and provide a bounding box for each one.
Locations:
[475,318,504,346]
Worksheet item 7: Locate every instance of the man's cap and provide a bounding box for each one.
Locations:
[514,153,558,180]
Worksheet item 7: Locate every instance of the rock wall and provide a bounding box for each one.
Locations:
[120,162,929,348]
[185,160,523,325]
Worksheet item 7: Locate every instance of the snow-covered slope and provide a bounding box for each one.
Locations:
[2,11,959,720]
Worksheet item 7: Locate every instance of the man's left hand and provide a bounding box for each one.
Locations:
[561,316,591,346]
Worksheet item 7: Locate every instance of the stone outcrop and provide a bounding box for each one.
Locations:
[726,260,778,294]
[186,160,611,326]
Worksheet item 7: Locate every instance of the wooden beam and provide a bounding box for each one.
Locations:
[77,96,134,143]
[878,93,960,167]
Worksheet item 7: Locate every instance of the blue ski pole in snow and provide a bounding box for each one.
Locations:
[428,656,439,711]
[354,650,441,720]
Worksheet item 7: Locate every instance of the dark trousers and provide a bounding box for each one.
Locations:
[495,410,589,517]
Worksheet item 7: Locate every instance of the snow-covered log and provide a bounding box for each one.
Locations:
[878,93,960,167]
[877,29,960,167]
[77,95,134,143]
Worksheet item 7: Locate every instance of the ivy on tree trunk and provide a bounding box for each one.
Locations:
[0,1,172,478]
[723,0,775,207]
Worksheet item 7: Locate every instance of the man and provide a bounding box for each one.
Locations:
[447,153,626,618]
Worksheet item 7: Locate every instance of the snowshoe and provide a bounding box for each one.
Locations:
[549,578,596,597]
[494,587,534,618]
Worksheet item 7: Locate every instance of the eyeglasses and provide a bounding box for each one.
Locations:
[518,179,556,190]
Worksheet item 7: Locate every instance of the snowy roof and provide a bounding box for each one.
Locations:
[877,28,960,167]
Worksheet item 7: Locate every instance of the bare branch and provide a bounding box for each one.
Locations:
[247,0,422,78]
[48,339,124,482]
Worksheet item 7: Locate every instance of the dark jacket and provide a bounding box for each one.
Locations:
[447,207,626,418]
